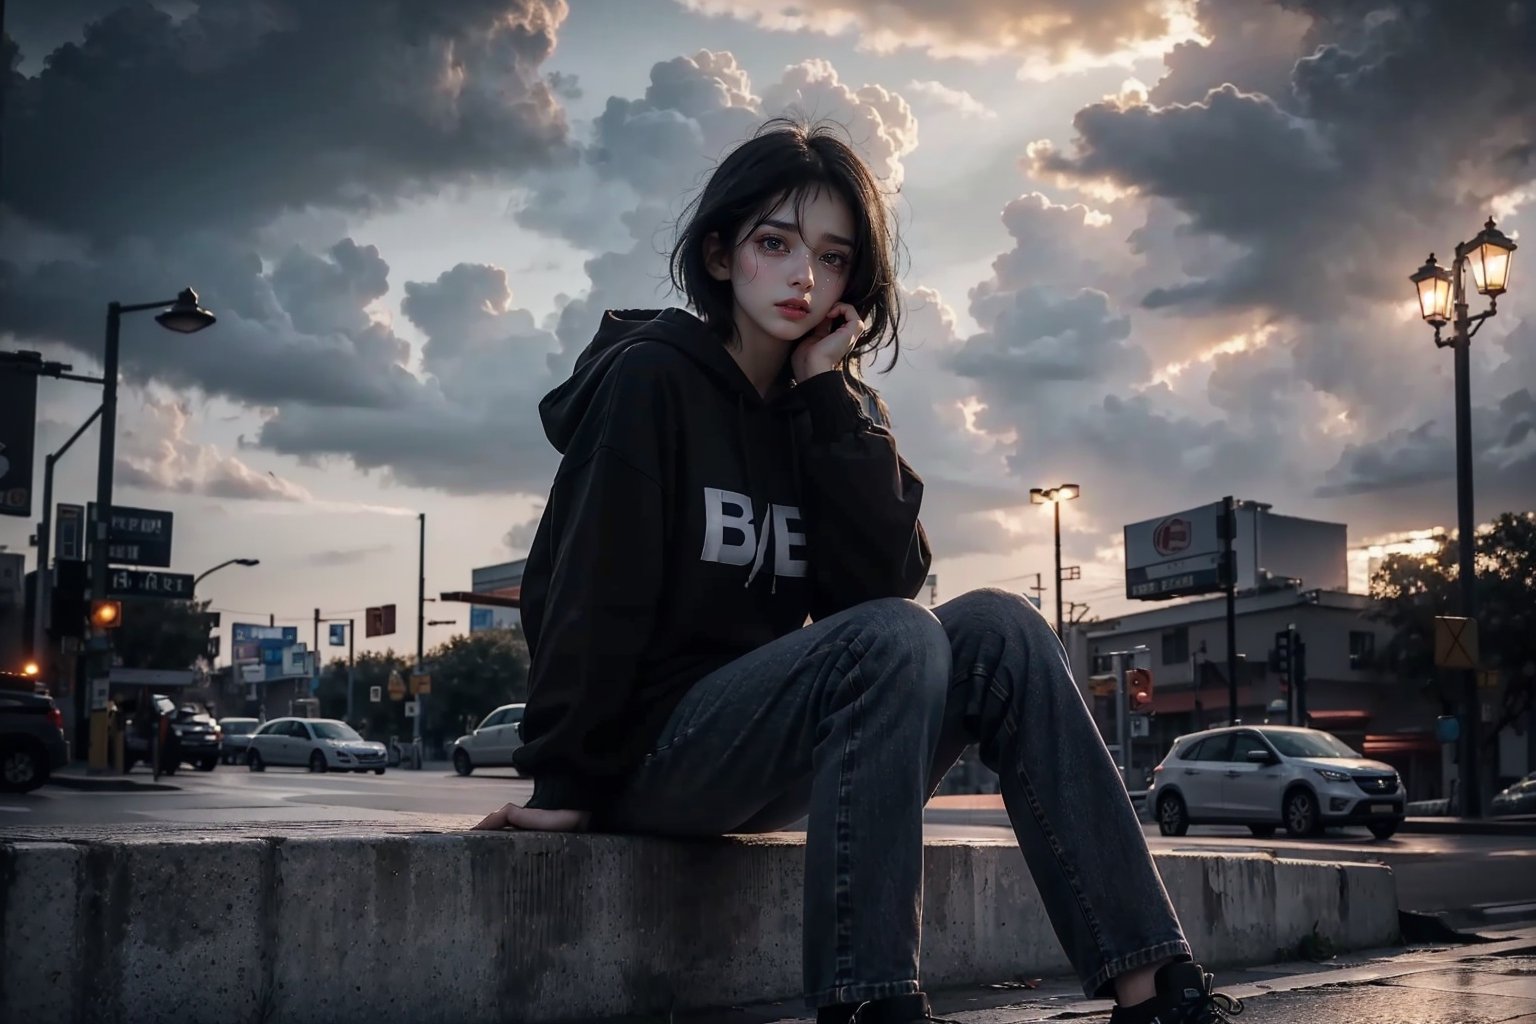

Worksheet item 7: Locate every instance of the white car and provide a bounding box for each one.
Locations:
[451,703,525,776]
[246,717,387,774]
[1147,725,1405,840]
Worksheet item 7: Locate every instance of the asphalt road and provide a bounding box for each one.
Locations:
[6,764,1534,920]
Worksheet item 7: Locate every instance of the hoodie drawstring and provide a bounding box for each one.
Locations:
[739,395,769,589]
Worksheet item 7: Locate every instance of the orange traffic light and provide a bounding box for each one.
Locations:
[1128,667,1154,713]
[92,600,123,628]
[22,661,39,677]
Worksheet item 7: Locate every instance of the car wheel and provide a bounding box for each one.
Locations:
[247,749,265,772]
[0,743,48,794]
[197,758,218,772]
[453,749,473,777]
[1248,824,1277,838]
[1368,821,1400,841]
[309,751,328,773]
[374,767,386,775]
[1157,792,1190,837]
[1284,789,1321,837]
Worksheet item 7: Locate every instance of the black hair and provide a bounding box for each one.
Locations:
[669,118,905,402]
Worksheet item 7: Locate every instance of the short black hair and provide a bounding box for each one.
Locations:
[669,118,905,397]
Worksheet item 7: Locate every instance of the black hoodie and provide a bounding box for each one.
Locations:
[511,308,931,812]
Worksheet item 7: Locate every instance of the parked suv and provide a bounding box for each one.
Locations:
[1148,725,1405,840]
[0,690,69,793]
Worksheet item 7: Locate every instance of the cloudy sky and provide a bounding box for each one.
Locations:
[3,0,1533,662]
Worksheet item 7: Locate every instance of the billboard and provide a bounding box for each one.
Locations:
[1124,501,1231,601]
[470,558,525,632]
[0,370,38,518]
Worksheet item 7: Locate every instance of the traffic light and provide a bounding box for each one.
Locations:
[1271,629,1293,677]
[51,559,89,639]
[22,661,39,678]
[1128,667,1154,712]
[91,600,123,629]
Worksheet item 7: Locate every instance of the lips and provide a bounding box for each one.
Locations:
[776,299,810,312]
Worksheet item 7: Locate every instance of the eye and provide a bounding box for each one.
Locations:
[820,251,849,269]
[757,235,786,252]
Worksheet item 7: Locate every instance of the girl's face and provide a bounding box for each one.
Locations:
[708,188,856,348]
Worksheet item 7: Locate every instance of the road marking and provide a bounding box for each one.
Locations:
[0,806,31,813]
[1478,901,1536,917]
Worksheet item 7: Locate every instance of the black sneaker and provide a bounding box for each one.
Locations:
[847,993,963,1024]
[1107,962,1244,1024]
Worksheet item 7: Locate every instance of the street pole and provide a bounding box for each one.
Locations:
[1224,495,1239,725]
[84,304,122,763]
[1053,501,1063,637]
[1451,251,1481,818]
[415,512,425,747]
[347,618,356,726]
[32,405,104,678]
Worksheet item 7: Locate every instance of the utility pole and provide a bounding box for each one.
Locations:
[415,512,426,746]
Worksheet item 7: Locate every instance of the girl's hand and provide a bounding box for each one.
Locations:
[793,302,863,381]
[471,803,591,832]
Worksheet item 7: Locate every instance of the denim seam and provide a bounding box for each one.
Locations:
[806,978,921,1008]
[1086,938,1193,998]
[831,633,866,989]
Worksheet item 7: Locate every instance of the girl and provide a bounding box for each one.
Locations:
[473,120,1242,1024]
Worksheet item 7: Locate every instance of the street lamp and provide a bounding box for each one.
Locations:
[1409,216,1517,819]
[87,288,215,759]
[1030,483,1080,636]
[193,558,259,591]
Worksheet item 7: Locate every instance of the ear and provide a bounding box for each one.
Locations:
[703,231,732,282]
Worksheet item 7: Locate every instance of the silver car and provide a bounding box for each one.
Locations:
[246,717,388,774]
[451,703,525,776]
[1148,725,1405,840]
[1491,772,1536,816]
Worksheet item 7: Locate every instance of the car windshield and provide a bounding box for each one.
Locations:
[311,722,362,741]
[1261,729,1360,759]
[221,721,258,735]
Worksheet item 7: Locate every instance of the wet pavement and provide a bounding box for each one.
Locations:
[693,930,1536,1023]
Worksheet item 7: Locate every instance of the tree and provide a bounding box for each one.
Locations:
[1372,511,1536,746]
[316,628,530,754]
[112,597,214,670]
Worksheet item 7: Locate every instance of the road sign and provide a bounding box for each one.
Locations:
[404,701,418,718]
[369,685,382,703]
[411,673,432,695]
[1434,616,1479,669]
[1477,669,1501,691]
[108,568,195,599]
[88,503,174,567]
[365,604,398,638]
[329,623,346,646]
[0,369,38,518]
[388,669,406,700]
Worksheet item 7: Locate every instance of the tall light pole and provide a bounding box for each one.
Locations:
[82,288,216,763]
[1409,216,1517,819]
[193,558,259,593]
[1030,484,1080,636]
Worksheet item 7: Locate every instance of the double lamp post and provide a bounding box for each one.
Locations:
[1409,216,1517,818]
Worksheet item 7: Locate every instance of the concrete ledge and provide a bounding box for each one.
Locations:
[0,832,1398,1024]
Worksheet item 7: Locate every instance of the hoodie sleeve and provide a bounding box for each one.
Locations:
[795,370,932,620]
[515,361,670,813]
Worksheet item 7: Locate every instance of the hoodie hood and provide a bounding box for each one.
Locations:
[540,309,760,454]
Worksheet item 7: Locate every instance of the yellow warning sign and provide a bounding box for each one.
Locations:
[388,669,406,700]
[1434,616,1479,670]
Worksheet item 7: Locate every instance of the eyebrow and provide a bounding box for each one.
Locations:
[761,218,855,249]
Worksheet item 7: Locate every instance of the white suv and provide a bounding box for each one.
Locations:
[1148,725,1405,840]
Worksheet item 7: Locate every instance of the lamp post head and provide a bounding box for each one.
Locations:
[1029,487,1047,505]
[155,287,217,334]
[235,558,260,567]
[1467,217,1517,297]
[1031,483,1081,504]
[1410,253,1454,327]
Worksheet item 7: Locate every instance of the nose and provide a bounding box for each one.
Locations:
[787,248,814,291]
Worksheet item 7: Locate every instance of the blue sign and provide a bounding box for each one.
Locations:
[329,623,346,646]
[232,623,298,644]
[1435,715,1461,744]
[470,607,495,632]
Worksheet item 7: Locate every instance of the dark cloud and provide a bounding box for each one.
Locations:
[3,0,572,242]
[1150,0,1313,109]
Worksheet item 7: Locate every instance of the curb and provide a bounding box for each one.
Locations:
[49,773,181,793]
[1399,816,1536,837]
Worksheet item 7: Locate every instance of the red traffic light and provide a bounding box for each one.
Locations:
[1128,667,1154,712]
[91,600,123,628]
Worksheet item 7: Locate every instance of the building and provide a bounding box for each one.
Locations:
[469,559,525,632]
[1074,584,1444,801]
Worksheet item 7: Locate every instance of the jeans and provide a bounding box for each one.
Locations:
[594,589,1191,1006]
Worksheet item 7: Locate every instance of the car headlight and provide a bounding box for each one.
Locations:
[1314,768,1352,783]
